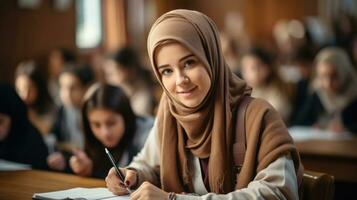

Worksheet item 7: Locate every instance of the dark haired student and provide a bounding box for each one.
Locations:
[0,83,48,169]
[69,83,153,178]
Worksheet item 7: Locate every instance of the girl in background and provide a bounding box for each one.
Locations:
[47,65,94,172]
[14,60,56,136]
[69,83,152,178]
[47,48,77,105]
[241,47,293,123]
[294,47,357,133]
[103,47,156,117]
[0,83,48,169]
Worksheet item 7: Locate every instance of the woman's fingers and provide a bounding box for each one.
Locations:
[47,152,66,170]
[124,169,137,188]
[106,167,129,195]
[130,182,168,200]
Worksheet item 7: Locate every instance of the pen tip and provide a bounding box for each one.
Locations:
[105,148,108,153]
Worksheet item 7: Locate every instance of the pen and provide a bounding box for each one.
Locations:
[105,148,132,194]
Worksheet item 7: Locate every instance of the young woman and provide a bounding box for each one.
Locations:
[69,83,153,178]
[106,10,303,200]
[241,47,293,123]
[0,83,48,169]
[14,61,56,136]
[294,47,357,133]
[103,47,156,117]
[47,65,93,172]
[47,48,77,105]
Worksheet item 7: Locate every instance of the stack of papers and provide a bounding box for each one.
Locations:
[32,187,129,200]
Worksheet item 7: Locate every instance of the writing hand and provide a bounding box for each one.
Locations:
[130,182,169,200]
[106,167,137,195]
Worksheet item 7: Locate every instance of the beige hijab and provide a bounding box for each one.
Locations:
[147,9,251,193]
[314,47,357,114]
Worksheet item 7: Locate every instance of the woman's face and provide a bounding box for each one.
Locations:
[15,75,38,106]
[0,113,11,141]
[88,108,125,148]
[155,42,211,107]
[241,55,270,87]
[49,50,64,77]
[103,59,128,86]
[59,73,85,108]
[316,62,341,94]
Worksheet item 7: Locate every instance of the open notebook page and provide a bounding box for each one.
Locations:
[32,187,129,200]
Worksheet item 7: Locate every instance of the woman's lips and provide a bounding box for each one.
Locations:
[177,86,197,97]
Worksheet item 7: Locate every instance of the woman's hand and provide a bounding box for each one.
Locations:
[47,152,66,171]
[327,119,345,133]
[130,182,169,200]
[106,167,138,195]
[69,149,93,176]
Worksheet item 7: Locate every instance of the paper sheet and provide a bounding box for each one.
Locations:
[32,187,130,200]
[0,159,31,171]
[288,126,353,142]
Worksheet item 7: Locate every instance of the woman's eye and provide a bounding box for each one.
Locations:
[161,68,173,76]
[184,59,196,68]
[91,122,100,129]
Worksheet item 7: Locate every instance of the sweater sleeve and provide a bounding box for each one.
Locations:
[128,120,161,187]
[175,154,299,200]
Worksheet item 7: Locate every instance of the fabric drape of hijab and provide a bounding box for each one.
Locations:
[314,47,357,114]
[147,9,251,193]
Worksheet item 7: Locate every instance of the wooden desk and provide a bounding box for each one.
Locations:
[296,138,357,183]
[0,170,105,199]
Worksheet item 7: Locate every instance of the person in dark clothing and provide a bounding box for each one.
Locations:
[293,47,357,134]
[69,83,152,178]
[47,64,94,172]
[0,83,48,169]
[289,45,315,124]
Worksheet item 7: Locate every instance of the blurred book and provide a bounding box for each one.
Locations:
[32,187,129,200]
[0,159,31,171]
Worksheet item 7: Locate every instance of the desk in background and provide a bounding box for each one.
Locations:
[289,126,357,183]
[295,138,357,183]
[0,170,105,199]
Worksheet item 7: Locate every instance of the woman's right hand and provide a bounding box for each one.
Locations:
[105,167,138,195]
[47,152,66,171]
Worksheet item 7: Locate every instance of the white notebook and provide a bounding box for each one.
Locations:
[32,187,130,200]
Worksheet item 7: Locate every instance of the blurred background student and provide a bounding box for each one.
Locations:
[47,48,77,106]
[69,83,153,178]
[241,47,293,123]
[47,65,94,172]
[103,47,156,117]
[0,83,48,169]
[293,47,357,133]
[14,60,56,136]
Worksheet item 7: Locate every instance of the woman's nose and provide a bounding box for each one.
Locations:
[176,72,189,85]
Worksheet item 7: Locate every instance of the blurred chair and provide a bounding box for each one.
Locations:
[301,170,335,200]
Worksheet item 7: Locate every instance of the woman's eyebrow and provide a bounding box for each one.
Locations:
[179,54,194,62]
[157,54,195,69]
[158,64,169,69]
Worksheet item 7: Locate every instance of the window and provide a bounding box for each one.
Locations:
[76,0,102,49]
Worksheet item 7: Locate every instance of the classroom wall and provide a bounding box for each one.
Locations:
[191,0,317,44]
[153,0,318,46]
[0,0,318,82]
[0,0,76,83]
